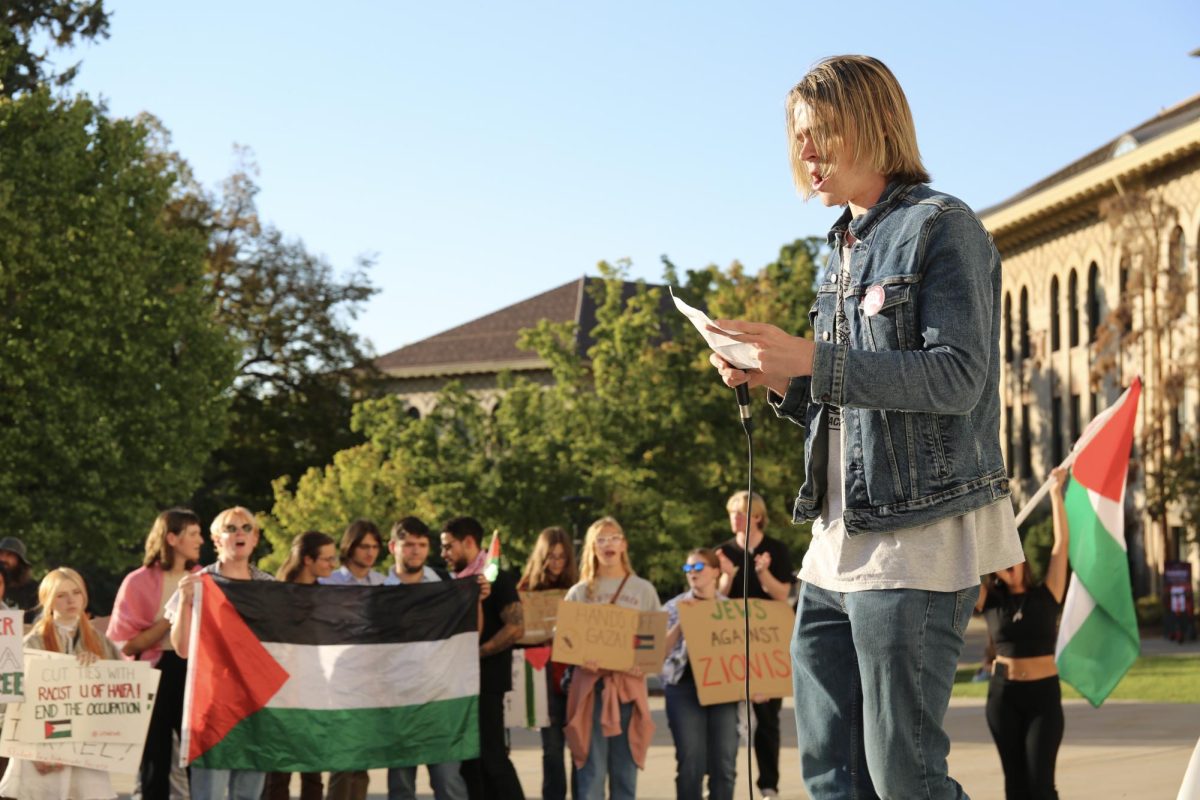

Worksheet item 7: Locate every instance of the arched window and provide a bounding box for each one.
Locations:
[1087,262,1101,344]
[1169,226,1186,302]
[1049,276,1060,352]
[1068,269,1079,347]
[1003,292,1013,363]
[1119,254,1132,334]
[1019,287,1031,360]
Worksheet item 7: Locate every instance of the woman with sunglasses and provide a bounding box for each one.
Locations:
[662,548,738,800]
[169,506,274,800]
[563,517,660,800]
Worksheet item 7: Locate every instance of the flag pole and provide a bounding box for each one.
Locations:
[1013,377,1141,529]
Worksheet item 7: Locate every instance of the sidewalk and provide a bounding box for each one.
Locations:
[329,694,1196,800]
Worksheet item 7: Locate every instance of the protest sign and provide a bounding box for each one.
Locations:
[633,611,668,675]
[0,704,142,774]
[517,590,566,645]
[16,655,159,744]
[678,598,794,705]
[0,610,23,702]
[551,601,638,671]
[503,646,551,729]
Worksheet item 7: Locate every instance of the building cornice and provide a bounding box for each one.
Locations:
[982,117,1200,247]
[382,357,551,380]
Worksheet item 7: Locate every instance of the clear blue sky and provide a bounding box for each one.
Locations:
[68,1,1199,355]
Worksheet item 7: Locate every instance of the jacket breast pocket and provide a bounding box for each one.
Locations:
[860,282,915,352]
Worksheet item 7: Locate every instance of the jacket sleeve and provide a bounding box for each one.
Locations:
[808,208,996,415]
[768,376,813,426]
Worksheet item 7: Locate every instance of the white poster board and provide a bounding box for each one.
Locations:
[0,610,24,703]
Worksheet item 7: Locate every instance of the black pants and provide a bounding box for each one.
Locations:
[461,691,526,800]
[140,650,188,799]
[985,669,1063,800]
[751,698,781,792]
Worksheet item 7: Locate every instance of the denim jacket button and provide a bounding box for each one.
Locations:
[821,331,831,341]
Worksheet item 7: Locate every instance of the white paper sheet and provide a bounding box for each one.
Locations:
[669,287,761,370]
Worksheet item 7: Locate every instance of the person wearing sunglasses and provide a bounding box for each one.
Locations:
[662,548,738,800]
[563,517,660,800]
[169,506,274,800]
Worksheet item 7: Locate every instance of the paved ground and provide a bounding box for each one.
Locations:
[112,621,1200,798]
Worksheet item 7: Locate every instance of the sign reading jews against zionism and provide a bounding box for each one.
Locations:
[0,610,23,702]
[678,598,794,706]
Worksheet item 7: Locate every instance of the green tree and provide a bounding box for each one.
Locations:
[272,241,824,588]
[165,152,381,532]
[0,90,235,571]
[1,1,110,97]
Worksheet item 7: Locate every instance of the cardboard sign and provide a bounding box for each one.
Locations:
[551,601,639,671]
[0,706,142,774]
[517,590,566,645]
[633,611,668,675]
[0,610,24,702]
[16,654,159,744]
[678,598,794,705]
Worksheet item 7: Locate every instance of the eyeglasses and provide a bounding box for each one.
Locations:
[681,563,706,574]
[222,523,254,534]
[595,535,624,546]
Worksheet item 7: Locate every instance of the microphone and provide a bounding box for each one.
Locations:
[734,383,753,431]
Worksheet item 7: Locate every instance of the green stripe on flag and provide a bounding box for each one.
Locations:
[1056,599,1140,706]
[1064,482,1138,636]
[193,695,479,771]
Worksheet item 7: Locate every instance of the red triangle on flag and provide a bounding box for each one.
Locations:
[1073,377,1141,502]
[187,574,290,763]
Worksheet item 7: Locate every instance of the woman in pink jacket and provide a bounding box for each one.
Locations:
[108,508,203,799]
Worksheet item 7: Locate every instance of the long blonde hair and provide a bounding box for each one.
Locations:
[519,526,578,591]
[578,517,634,600]
[35,568,105,656]
[785,55,930,200]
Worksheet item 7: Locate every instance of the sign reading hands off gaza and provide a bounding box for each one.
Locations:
[678,598,794,705]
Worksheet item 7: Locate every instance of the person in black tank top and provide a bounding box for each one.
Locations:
[975,467,1071,800]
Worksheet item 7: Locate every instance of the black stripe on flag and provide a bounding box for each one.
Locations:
[212,576,480,645]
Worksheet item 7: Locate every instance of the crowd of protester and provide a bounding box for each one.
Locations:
[0,477,1086,800]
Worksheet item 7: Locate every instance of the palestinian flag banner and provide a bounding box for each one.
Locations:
[503,646,551,729]
[181,574,481,771]
[1055,377,1142,707]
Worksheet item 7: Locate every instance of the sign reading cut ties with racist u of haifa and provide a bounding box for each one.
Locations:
[181,575,481,771]
[1055,377,1142,707]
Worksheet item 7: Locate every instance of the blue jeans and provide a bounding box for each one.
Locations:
[664,680,738,800]
[541,677,568,800]
[387,761,468,800]
[574,682,637,800]
[189,767,265,800]
[792,582,978,800]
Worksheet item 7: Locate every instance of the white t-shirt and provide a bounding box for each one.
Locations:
[564,574,661,611]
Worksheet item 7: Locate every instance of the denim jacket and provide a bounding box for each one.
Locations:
[771,181,1010,534]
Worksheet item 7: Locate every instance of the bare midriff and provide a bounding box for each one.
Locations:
[993,654,1058,681]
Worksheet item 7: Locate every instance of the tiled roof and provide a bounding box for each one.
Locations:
[981,93,1200,217]
[376,276,661,378]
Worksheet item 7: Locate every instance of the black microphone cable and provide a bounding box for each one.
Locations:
[733,383,756,799]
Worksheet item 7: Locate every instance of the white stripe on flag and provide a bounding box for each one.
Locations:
[263,632,479,710]
[1087,488,1127,552]
[1055,573,1095,658]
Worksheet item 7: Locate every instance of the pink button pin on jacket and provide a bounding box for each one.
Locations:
[863,285,886,316]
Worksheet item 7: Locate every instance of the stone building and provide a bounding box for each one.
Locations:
[982,94,1200,595]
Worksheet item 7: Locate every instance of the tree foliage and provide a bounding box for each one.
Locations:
[0,90,235,571]
[271,242,825,587]
[162,151,381,529]
[0,1,110,97]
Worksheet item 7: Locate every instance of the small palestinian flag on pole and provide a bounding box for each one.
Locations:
[483,531,502,582]
[1055,377,1142,707]
[181,574,481,771]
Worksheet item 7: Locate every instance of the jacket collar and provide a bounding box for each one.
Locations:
[825,180,916,246]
